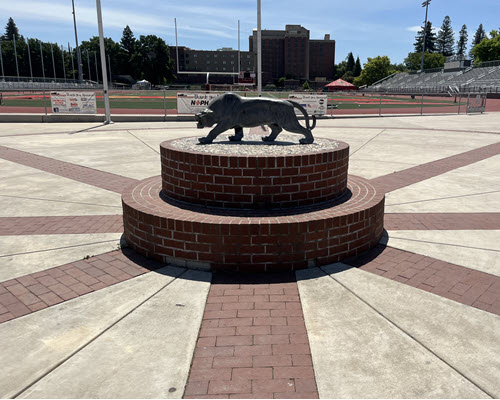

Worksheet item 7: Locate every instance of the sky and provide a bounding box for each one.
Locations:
[2,0,499,65]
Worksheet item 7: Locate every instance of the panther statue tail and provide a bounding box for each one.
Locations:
[287,100,317,131]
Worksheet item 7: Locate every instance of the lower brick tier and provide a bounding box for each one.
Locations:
[122,175,385,272]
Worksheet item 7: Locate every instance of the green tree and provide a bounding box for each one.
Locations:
[353,55,392,87]
[471,29,500,63]
[334,60,348,79]
[133,35,174,84]
[3,17,20,41]
[346,52,355,73]
[469,24,487,58]
[302,80,310,90]
[414,21,437,53]
[353,56,362,77]
[456,25,468,56]
[120,25,136,55]
[404,51,446,70]
[436,16,455,56]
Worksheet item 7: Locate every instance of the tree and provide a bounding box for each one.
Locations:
[346,52,355,73]
[353,55,392,87]
[404,51,446,70]
[302,80,310,90]
[120,25,136,55]
[414,21,437,53]
[3,17,20,41]
[471,28,500,63]
[456,25,468,56]
[354,56,362,77]
[470,24,487,58]
[436,16,455,57]
[133,35,174,84]
[334,60,348,79]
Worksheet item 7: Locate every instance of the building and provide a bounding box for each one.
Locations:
[249,25,335,84]
[169,46,254,84]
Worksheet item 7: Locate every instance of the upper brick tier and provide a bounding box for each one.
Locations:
[160,137,349,209]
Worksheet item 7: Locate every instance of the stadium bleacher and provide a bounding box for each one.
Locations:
[369,61,500,93]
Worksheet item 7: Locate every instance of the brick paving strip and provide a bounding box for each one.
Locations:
[385,212,500,230]
[184,272,319,399]
[0,248,164,324]
[370,141,500,193]
[345,244,500,315]
[0,215,123,236]
[0,145,138,193]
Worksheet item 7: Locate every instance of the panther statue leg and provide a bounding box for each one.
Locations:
[229,126,244,141]
[198,121,232,144]
[262,124,282,142]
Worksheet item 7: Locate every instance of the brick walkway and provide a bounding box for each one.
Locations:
[0,215,123,236]
[0,145,138,193]
[385,212,500,230]
[184,273,319,399]
[0,249,164,323]
[370,142,500,193]
[345,244,500,315]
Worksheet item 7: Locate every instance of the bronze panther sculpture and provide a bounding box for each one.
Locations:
[195,93,316,144]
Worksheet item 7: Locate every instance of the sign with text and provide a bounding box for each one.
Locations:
[50,92,96,114]
[177,92,221,114]
[288,93,328,116]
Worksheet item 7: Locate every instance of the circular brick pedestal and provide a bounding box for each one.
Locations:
[122,136,385,272]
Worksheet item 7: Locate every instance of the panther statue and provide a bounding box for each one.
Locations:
[195,93,316,144]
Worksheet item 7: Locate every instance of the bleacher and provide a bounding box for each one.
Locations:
[369,60,500,93]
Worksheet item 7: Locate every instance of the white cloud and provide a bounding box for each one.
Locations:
[406,26,422,33]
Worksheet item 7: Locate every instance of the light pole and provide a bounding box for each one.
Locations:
[420,0,431,72]
[96,0,111,124]
[257,0,262,96]
[72,0,84,82]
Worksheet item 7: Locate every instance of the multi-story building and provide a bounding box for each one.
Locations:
[169,46,254,83]
[249,25,335,83]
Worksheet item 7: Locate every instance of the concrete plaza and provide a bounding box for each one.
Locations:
[0,113,499,398]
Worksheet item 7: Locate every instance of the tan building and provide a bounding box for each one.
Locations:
[249,25,335,84]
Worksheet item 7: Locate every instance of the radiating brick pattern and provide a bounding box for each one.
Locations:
[0,215,123,236]
[0,145,138,193]
[345,245,500,315]
[385,212,500,230]
[371,142,500,193]
[122,175,385,272]
[161,139,349,209]
[184,273,319,399]
[0,249,164,324]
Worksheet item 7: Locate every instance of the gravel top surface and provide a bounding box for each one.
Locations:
[170,133,339,156]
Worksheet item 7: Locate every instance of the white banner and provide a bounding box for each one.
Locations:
[50,92,97,114]
[177,92,221,114]
[288,93,328,116]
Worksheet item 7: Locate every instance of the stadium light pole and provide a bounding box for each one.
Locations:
[27,38,33,79]
[420,0,431,72]
[86,49,92,81]
[257,0,262,96]
[96,0,111,124]
[72,0,84,82]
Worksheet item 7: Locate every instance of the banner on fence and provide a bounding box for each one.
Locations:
[50,92,96,114]
[177,92,221,114]
[288,93,328,116]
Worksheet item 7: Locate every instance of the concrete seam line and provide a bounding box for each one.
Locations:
[387,235,500,253]
[319,266,495,399]
[385,190,500,206]
[0,194,122,208]
[180,271,212,398]
[349,129,387,157]
[12,267,188,399]
[0,239,122,259]
[126,130,160,155]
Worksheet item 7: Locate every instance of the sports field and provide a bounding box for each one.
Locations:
[0,90,475,115]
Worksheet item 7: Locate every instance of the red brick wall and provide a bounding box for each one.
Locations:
[161,140,349,209]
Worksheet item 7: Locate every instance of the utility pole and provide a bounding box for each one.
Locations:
[257,0,262,96]
[40,41,45,79]
[27,38,33,79]
[420,0,432,72]
[72,0,84,82]
[96,0,111,123]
